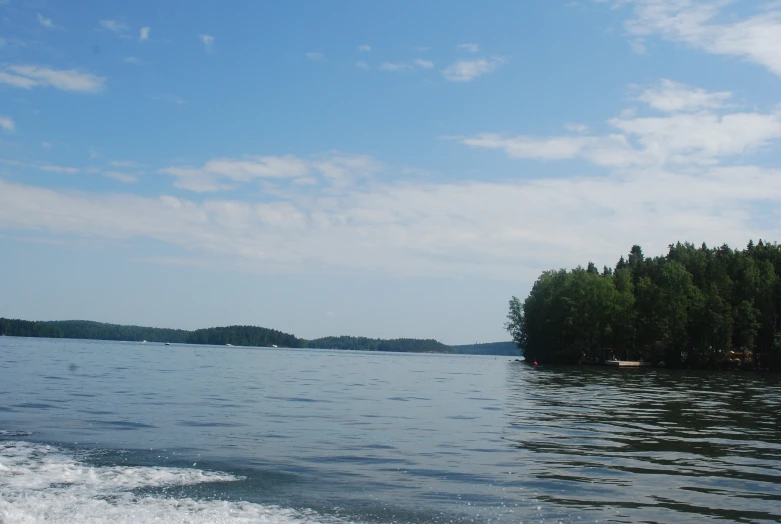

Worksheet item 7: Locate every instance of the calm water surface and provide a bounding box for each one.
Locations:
[0,337,779,523]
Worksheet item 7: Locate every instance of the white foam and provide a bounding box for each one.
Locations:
[0,441,334,524]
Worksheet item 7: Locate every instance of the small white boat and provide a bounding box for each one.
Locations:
[165,342,171,346]
[226,343,233,347]
[141,340,147,344]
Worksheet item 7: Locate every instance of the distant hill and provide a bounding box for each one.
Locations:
[1,317,509,355]
[306,335,452,353]
[451,342,522,356]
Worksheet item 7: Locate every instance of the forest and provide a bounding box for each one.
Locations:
[506,240,781,370]
[0,319,497,354]
[306,336,451,353]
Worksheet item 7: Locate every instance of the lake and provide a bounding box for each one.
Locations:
[0,337,779,523]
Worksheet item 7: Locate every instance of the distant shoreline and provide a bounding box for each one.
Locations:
[0,317,521,357]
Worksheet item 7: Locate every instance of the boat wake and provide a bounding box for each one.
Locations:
[0,440,334,524]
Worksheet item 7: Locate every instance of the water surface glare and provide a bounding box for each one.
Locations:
[1,337,779,523]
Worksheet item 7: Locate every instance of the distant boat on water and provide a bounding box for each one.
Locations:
[141,340,147,344]
[225,343,233,347]
[165,342,171,346]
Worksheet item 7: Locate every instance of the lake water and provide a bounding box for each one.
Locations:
[0,337,779,523]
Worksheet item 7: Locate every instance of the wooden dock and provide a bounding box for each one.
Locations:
[605,360,652,367]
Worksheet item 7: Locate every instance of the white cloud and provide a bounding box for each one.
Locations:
[139,26,150,41]
[457,43,480,53]
[355,61,369,70]
[160,155,312,192]
[110,160,139,168]
[0,71,39,89]
[0,65,105,93]
[37,13,55,29]
[306,52,324,61]
[637,78,732,113]
[357,44,371,52]
[629,38,648,55]
[39,164,79,174]
[380,62,411,72]
[41,142,51,149]
[456,79,781,168]
[147,93,186,105]
[100,19,127,33]
[614,0,781,77]
[442,57,506,82]
[564,123,588,133]
[102,171,137,183]
[1,164,780,279]
[159,153,379,193]
[88,147,98,160]
[378,59,435,72]
[124,57,141,65]
[199,34,215,53]
[0,116,15,133]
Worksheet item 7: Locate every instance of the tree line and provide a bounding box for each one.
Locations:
[0,319,512,354]
[306,335,451,353]
[506,241,781,370]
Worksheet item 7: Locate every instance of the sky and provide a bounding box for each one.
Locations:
[1,0,781,344]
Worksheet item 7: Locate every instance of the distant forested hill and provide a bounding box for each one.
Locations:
[305,336,452,353]
[451,342,521,356]
[0,319,191,343]
[0,319,296,347]
[0,318,502,354]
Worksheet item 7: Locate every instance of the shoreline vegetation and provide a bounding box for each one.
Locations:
[0,318,520,356]
[506,240,781,371]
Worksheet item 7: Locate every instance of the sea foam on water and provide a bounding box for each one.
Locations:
[0,440,329,524]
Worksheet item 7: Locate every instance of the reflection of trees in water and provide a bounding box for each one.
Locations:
[501,365,781,522]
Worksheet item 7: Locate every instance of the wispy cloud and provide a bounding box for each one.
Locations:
[442,57,506,82]
[139,26,150,41]
[380,62,411,72]
[306,52,325,61]
[0,65,106,93]
[564,123,588,133]
[612,0,781,77]
[123,56,141,65]
[41,142,51,149]
[0,116,15,133]
[159,153,379,193]
[199,34,215,53]
[39,164,79,174]
[146,93,186,105]
[380,60,433,72]
[637,79,732,113]
[457,43,479,53]
[357,44,371,52]
[102,171,137,183]
[36,13,55,29]
[3,161,781,278]
[455,80,781,168]
[110,160,140,168]
[100,19,128,33]
[355,61,369,70]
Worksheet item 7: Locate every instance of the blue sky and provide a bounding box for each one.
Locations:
[2,0,781,344]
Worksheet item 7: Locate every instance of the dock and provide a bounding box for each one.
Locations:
[605,360,652,367]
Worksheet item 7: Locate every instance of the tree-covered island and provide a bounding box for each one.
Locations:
[506,241,781,371]
[0,318,521,356]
